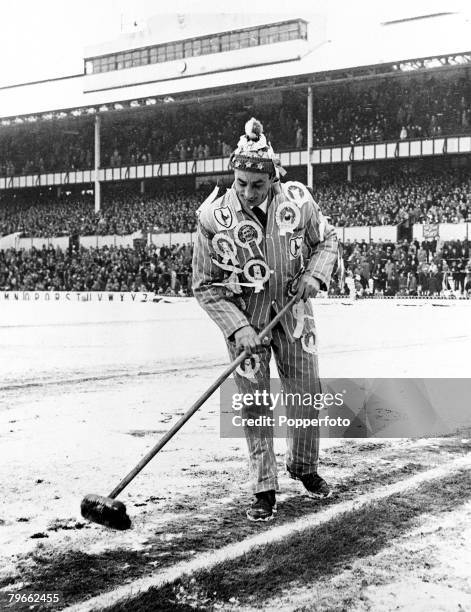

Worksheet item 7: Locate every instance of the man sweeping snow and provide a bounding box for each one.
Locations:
[192,118,338,521]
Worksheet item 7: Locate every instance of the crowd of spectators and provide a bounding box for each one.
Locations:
[311,74,471,147]
[1,237,470,297]
[1,169,471,238]
[0,191,201,237]
[317,170,471,226]
[0,97,303,176]
[0,120,94,177]
[87,97,306,168]
[2,71,471,176]
[333,237,471,297]
[0,243,193,294]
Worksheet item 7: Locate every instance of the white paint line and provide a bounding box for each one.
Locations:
[65,454,471,612]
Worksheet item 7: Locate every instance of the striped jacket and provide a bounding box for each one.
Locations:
[192,180,338,342]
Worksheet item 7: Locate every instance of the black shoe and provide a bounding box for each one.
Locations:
[299,473,332,498]
[246,490,277,522]
[288,468,332,499]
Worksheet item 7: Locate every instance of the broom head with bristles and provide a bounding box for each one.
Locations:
[80,493,131,530]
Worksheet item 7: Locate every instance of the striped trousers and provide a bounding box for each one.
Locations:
[227,321,321,494]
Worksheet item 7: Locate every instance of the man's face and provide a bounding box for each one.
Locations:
[234,168,273,208]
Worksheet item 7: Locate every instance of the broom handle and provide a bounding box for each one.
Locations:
[109,295,297,499]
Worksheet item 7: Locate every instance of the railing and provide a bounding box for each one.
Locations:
[2,133,471,190]
[0,232,144,251]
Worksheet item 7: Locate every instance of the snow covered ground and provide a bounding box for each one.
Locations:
[2,297,470,387]
[0,297,470,609]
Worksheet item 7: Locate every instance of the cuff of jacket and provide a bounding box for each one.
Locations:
[305,260,334,291]
[224,317,251,341]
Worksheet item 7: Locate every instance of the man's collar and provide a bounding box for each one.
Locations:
[257,197,268,213]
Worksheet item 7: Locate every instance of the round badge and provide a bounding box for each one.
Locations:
[292,301,316,339]
[292,301,306,322]
[301,331,317,355]
[243,259,271,290]
[275,201,301,236]
[234,220,262,249]
[285,181,310,208]
[293,301,306,339]
[236,353,261,381]
[212,233,238,263]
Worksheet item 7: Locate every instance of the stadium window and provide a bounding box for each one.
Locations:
[157,45,166,62]
[174,42,184,59]
[287,22,300,40]
[184,40,193,57]
[85,21,306,74]
[239,31,250,48]
[149,47,158,64]
[248,28,259,46]
[209,36,219,53]
[220,34,230,52]
[279,24,290,42]
[193,39,202,56]
[269,26,279,44]
[201,37,211,55]
[229,32,241,50]
[167,43,176,61]
[259,26,268,45]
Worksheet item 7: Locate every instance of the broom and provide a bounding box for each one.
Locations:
[80,294,297,529]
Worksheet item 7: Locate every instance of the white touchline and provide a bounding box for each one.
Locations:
[65,454,471,612]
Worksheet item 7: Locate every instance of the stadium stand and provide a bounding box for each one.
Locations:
[0,191,202,237]
[0,243,193,294]
[1,73,471,176]
[1,237,470,297]
[1,170,470,238]
[316,170,471,227]
[1,18,471,300]
[337,237,471,297]
[311,74,471,147]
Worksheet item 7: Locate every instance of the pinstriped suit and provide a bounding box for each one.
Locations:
[192,180,338,493]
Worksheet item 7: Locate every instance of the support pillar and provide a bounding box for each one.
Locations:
[307,86,313,189]
[140,180,145,194]
[94,114,101,213]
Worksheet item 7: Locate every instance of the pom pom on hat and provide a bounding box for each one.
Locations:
[230,116,286,177]
[244,117,264,141]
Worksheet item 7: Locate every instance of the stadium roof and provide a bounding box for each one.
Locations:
[1,10,471,122]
